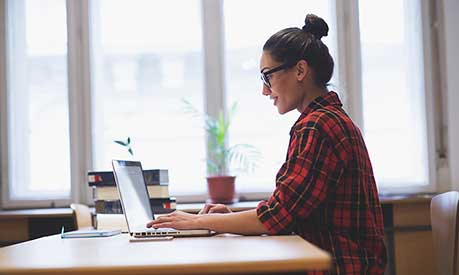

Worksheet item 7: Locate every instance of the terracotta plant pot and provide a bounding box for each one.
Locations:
[206,176,236,204]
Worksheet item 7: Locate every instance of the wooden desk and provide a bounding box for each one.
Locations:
[0,194,438,275]
[0,233,331,275]
[0,208,75,246]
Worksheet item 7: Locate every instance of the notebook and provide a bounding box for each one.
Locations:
[112,160,212,238]
[61,227,121,238]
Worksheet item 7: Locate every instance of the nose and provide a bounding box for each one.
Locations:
[262,84,271,96]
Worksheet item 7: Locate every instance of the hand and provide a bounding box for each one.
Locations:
[146,211,202,230]
[198,203,232,214]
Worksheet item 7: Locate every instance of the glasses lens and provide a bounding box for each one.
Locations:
[261,73,271,88]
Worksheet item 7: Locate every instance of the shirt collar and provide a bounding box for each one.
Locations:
[291,91,343,131]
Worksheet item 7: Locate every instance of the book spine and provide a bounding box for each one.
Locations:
[92,185,169,200]
[95,198,176,214]
[88,169,169,187]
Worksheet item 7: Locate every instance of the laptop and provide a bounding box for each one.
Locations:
[112,160,212,238]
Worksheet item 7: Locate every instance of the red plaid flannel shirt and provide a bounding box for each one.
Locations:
[257,92,387,275]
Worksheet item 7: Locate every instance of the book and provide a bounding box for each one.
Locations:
[92,185,170,200]
[95,197,176,215]
[88,169,169,187]
[60,227,121,238]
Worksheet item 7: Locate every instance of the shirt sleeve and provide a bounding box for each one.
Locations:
[256,127,344,234]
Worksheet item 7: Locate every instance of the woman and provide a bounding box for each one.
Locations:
[147,14,387,275]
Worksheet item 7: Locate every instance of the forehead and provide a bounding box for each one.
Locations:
[259,51,277,69]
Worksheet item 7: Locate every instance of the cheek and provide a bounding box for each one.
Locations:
[279,85,296,103]
[273,74,297,103]
[278,87,301,111]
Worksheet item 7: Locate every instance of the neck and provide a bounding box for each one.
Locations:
[297,85,328,113]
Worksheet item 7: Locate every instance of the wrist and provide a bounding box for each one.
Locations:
[195,214,208,230]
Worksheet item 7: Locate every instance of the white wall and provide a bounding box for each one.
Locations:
[442,0,459,190]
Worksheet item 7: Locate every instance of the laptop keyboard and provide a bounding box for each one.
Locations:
[133,227,180,237]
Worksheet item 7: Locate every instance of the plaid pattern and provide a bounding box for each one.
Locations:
[257,92,386,275]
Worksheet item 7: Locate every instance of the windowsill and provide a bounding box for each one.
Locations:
[0,193,438,216]
[378,192,437,204]
[0,201,261,217]
[0,208,74,219]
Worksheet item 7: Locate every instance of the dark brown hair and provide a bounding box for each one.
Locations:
[263,14,334,88]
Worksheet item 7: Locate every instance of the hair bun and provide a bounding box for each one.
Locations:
[302,14,329,39]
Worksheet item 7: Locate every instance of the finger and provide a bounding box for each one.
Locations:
[147,219,164,228]
[208,205,231,214]
[198,204,213,214]
[149,218,175,229]
[209,206,224,213]
[198,206,207,215]
[146,216,173,227]
[208,207,218,214]
[151,218,193,230]
[151,222,175,229]
[202,204,214,214]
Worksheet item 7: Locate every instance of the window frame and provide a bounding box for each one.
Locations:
[0,0,451,208]
[0,0,73,208]
[440,0,459,191]
[335,0,440,194]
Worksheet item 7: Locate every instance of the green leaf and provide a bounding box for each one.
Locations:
[127,137,131,145]
[226,144,261,175]
[229,102,237,119]
[182,98,203,120]
[216,112,226,146]
[182,99,259,176]
[128,147,134,156]
[206,160,219,176]
[114,140,127,147]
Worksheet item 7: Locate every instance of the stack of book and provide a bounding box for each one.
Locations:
[88,169,175,231]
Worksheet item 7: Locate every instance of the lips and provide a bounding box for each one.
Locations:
[271,97,278,106]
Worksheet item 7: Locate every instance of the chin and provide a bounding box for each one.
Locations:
[277,107,289,115]
[277,104,294,115]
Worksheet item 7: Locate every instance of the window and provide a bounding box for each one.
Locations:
[359,0,431,189]
[223,0,337,192]
[0,0,446,207]
[90,0,206,195]
[5,0,70,202]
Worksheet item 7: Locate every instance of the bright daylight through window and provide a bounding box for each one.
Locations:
[6,0,71,200]
[2,0,435,205]
[359,0,430,189]
[224,0,336,193]
[90,0,206,196]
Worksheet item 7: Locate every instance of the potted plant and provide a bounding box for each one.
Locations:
[183,100,259,203]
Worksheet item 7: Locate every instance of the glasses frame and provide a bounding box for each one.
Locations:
[260,62,295,88]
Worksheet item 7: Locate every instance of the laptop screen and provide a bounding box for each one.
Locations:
[112,160,153,231]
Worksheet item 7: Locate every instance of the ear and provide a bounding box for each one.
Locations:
[295,60,309,82]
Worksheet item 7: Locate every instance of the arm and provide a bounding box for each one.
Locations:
[200,209,269,235]
[146,208,269,235]
[256,127,343,234]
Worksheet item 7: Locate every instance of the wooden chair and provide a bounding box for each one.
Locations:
[431,191,459,275]
[70,203,93,230]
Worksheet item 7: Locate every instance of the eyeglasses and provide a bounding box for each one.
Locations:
[260,63,293,88]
